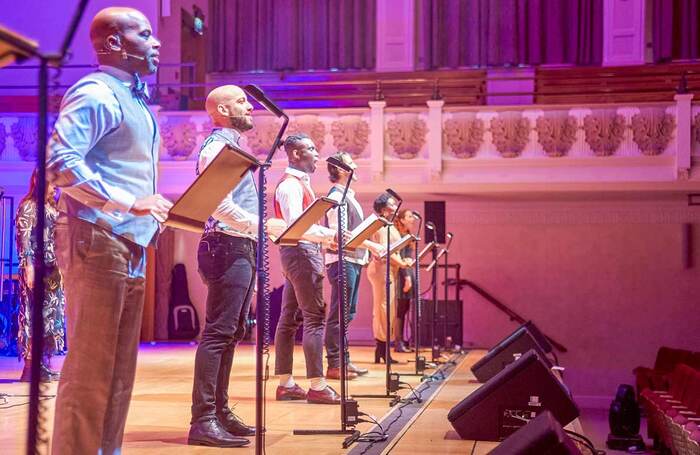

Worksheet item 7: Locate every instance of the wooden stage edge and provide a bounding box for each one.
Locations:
[0,344,553,454]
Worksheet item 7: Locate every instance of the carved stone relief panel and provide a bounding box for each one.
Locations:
[11,117,37,161]
[443,114,485,159]
[535,112,578,157]
[330,116,370,158]
[244,116,282,157]
[386,114,427,159]
[630,108,675,156]
[0,123,6,158]
[287,115,327,153]
[582,111,626,156]
[160,116,198,160]
[490,113,530,158]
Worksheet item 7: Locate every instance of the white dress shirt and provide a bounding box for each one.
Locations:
[198,128,258,240]
[275,167,335,244]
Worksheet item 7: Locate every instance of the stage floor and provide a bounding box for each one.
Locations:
[0,344,497,454]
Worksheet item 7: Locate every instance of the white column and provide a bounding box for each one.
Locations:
[674,93,694,180]
[375,0,415,72]
[603,0,646,66]
[369,100,386,182]
[427,99,444,181]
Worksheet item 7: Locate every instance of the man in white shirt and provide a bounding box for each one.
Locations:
[272,134,341,404]
[187,85,258,448]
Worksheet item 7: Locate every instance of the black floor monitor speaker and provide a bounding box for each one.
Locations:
[417,299,462,347]
[521,320,552,353]
[471,324,552,383]
[487,410,583,455]
[448,350,579,441]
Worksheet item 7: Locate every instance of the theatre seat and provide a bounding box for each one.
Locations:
[634,346,696,399]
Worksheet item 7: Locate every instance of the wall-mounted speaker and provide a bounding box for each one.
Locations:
[471,323,552,383]
[487,410,582,454]
[448,350,579,441]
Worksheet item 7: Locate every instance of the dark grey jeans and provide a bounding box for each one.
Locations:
[274,243,326,379]
[191,232,256,423]
[324,261,362,369]
[52,216,146,455]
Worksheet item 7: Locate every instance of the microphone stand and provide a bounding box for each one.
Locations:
[402,216,426,378]
[354,189,402,402]
[243,85,289,455]
[426,233,452,364]
[442,233,454,357]
[294,160,360,443]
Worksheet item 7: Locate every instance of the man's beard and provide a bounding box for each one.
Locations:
[229,115,253,132]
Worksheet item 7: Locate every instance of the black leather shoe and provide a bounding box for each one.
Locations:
[217,410,255,437]
[188,418,250,447]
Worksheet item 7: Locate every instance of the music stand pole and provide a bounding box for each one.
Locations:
[430,242,440,362]
[442,233,454,356]
[243,85,289,455]
[409,234,424,375]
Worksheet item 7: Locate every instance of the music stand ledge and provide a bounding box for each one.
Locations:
[165,143,260,233]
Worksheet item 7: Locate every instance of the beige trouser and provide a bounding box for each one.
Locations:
[52,217,146,455]
[367,259,399,342]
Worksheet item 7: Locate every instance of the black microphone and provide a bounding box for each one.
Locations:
[425,222,435,230]
[385,188,403,202]
[326,156,352,173]
[413,210,422,219]
[243,84,285,118]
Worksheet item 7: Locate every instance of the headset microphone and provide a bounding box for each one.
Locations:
[123,52,146,61]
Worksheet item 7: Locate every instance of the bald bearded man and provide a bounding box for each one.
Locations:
[47,7,171,454]
[187,85,260,447]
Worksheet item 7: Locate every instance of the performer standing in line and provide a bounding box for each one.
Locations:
[187,85,259,448]
[15,170,65,382]
[323,151,383,379]
[366,193,414,363]
[47,7,172,454]
[394,209,417,353]
[273,134,342,404]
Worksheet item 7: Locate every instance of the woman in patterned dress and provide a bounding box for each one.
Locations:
[15,169,65,382]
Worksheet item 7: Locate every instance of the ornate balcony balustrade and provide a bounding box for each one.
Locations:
[1,96,699,196]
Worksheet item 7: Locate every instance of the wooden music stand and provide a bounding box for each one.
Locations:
[418,240,436,261]
[272,197,337,246]
[379,234,416,260]
[165,143,260,233]
[344,213,390,251]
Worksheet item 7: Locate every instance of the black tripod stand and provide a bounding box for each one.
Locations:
[242,85,289,455]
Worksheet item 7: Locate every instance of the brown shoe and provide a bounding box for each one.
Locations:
[326,367,358,380]
[347,362,369,376]
[276,384,307,401]
[307,386,341,404]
